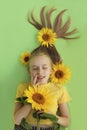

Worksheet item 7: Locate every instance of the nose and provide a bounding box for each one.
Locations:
[37,67,43,75]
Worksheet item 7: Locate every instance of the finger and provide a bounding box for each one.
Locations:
[31,74,37,85]
[33,75,41,86]
[33,74,37,85]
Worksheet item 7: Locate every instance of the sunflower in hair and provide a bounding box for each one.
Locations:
[28,6,78,41]
[50,63,71,84]
[38,28,57,47]
[20,52,30,65]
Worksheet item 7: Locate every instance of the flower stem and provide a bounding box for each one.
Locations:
[37,116,40,130]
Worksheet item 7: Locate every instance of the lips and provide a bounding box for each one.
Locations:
[37,76,45,80]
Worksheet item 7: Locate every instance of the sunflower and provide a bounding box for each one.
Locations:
[20,52,30,65]
[50,63,71,84]
[23,85,56,112]
[38,28,57,47]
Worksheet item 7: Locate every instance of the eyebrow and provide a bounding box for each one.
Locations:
[32,64,48,67]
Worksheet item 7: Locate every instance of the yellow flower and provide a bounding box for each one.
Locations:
[20,52,30,65]
[50,63,71,84]
[23,85,56,112]
[38,28,57,47]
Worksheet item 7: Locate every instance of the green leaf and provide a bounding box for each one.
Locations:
[33,111,40,120]
[53,123,60,130]
[40,112,58,122]
[21,118,32,130]
[16,97,27,103]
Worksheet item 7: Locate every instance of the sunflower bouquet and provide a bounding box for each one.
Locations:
[16,84,58,130]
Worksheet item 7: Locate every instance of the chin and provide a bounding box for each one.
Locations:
[37,78,48,84]
[39,81,47,84]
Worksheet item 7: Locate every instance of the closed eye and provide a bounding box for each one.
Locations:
[43,67,48,70]
[32,68,38,71]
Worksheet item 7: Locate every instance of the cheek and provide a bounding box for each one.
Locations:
[29,69,34,76]
[30,70,37,76]
[46,69,52,76]
[49,68,52,74]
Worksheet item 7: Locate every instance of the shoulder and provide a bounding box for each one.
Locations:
[48,82,71,102]
[53,83,70,97]
[48,82,63,91]
[50,82,69,92]
[17,82,29,90]
[16,82,29,98]
[47,82,63,96]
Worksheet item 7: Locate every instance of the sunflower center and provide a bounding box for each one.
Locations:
[24,56,29,62]
[55,70,64,78]
[42,34,50,41]
[32,93,45,104]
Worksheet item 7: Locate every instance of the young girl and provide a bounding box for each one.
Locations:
[14,6,78,130]
[14,46,70,130]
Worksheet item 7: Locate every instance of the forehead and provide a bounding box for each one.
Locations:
[29,54,52,66]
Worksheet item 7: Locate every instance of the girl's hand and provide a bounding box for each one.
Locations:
[33,111,58,122]
[31,74,37,85]
[33,110,44,119]
[31,74,40,86]
[40,112,58,122]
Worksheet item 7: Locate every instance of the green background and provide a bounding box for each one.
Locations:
[0,0,87,130]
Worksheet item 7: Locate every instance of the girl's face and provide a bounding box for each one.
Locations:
[29,54,52,84]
